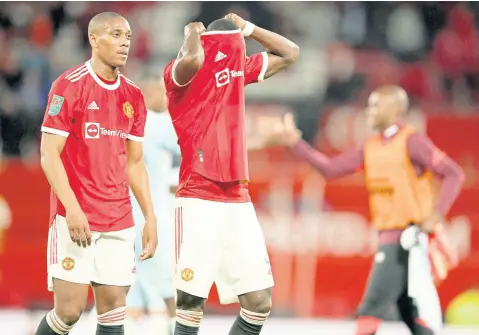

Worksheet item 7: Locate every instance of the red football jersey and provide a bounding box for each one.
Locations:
[164,30,268,199]
[41,60,147,232]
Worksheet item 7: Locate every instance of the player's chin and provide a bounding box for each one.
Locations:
[112,55,129,68]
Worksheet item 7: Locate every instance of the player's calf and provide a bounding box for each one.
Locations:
[354,316,382,335]
[355,299,386,335]
[174,290,206,335]
[229,288,272,335]
[355,302,384,335]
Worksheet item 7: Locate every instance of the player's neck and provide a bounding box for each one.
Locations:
[378,119,401,132]
[148,104,167,113]
[90,57,119,82]
[148,108,166,114]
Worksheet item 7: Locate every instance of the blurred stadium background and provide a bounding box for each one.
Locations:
[0,1,479,334]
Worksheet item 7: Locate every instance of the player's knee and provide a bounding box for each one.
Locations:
[252,298,272,314]
[239,289,272,314]
[176,290,206,311]
[97,298,127,316]
[52,279,89,324]
[93,284,128,315]
[55,305,84,325]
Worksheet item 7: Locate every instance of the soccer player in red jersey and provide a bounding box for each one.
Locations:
[35,12,158,335]
[163,13,299,335]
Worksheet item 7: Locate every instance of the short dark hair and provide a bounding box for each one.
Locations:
[88,12,126,35]
[206,18,239,32]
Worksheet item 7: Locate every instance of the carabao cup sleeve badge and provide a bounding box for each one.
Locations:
[48,95,65,116]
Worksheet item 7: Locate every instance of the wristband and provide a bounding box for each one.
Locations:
[242,21,256,37]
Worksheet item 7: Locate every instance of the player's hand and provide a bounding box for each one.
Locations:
[184,22,206,37]
[139,218,158,261]
[66,207,92,247]
[224,13,247,30]
[420,211,444,233]
[266,112,302,147]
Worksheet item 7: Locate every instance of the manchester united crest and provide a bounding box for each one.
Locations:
[181,268,194,282]
[123,102,134,119]
[61,257,75,271]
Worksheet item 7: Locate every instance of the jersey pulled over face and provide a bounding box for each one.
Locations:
[164,29,269,190]
[41,61,147,232]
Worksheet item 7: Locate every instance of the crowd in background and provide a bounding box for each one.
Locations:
[1,1,479,159]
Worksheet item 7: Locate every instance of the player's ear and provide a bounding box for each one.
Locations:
[89,33,98,48]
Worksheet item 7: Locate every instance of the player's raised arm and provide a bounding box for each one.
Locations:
[172,22,206,86]
[226,13,299,80]
[40,83,91,247]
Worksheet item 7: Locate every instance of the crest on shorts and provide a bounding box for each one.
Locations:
[48,95,65,116]
[123,101,134,119]
[61,257,75,271]
[181,268,194,282]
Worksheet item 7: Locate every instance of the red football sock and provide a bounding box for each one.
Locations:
[355,316,381,335]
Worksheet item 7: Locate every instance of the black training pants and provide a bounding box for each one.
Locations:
[357,242,441,334]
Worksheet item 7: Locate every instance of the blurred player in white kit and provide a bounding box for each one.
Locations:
[82,72,180,335]
[126,71,180,334]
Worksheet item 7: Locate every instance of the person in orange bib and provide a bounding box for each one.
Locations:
[269,85,464,335]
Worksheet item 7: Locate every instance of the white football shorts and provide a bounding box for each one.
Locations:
[47,215,136,291]
[174,197,274,304]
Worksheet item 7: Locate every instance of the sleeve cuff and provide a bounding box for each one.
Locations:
[41,126,69,138]
[171,59,195,87]
[127,134,144,142]
[258,51,269,83]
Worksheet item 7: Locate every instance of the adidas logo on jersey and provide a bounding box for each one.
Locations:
[215,51,227,62]
[87,101,99,110]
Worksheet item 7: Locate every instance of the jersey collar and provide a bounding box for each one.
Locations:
[382,122,403,139]
[202,29,241,36]
[86,60,121,90]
